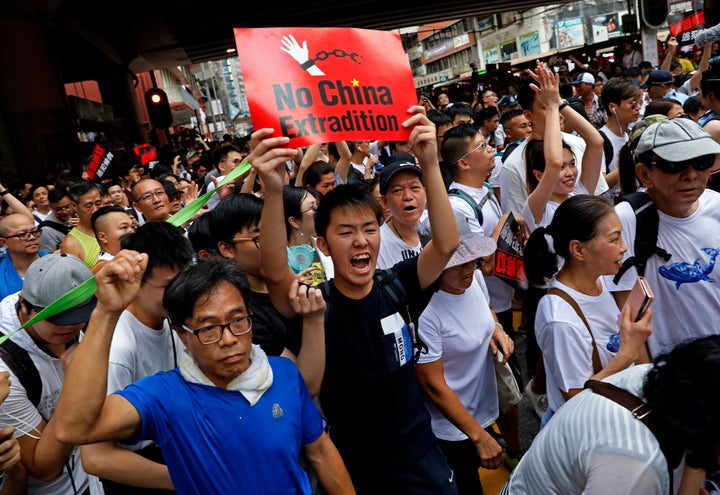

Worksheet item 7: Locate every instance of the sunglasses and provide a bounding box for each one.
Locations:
[648,155,715,174]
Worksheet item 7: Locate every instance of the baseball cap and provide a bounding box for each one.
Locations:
[418,211,497,269]
[378,153,422,195]
[21,253,96,326]
[498,95,519,109]
[635,118,720,162]
[570,72,596,85]
[644,70,673,87]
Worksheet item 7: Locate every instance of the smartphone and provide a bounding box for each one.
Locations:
[626,276,654,322]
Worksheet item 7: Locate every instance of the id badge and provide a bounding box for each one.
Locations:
[381,312,413,371]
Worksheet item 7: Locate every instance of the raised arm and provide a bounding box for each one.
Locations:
[288,280,326,398]
[250,129,302,318]
[54,251,148,446]
[0,183,34,222]
[525,63,563,224]
[404,107,460,289]
[566,105,604,195]
[296,144,323,187]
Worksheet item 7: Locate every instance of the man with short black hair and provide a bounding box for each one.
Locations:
[39,188,76,253]
[91,206,136,268]
[54,255,354,494]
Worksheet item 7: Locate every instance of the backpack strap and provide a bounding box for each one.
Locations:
[585,379,681,495]
[547,287,602,374]
[374,268,428,364]
[613,192,672,285]
[598,130,615,174]
[448,184,495,226]
[0,333,42,408]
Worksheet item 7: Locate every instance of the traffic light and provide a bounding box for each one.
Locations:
[639,0,668,29]
[145,88,172,129]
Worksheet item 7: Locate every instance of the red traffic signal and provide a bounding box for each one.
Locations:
[144,88,172,129]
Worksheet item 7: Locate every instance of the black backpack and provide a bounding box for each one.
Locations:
[598,130,615,173]
[612,192,672,285]
[0,333,42,408]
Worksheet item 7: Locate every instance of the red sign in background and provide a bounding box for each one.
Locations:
[234,27,418,147]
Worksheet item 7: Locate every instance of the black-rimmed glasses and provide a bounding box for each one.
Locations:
[182,315,253,344]
[3,229,40,241]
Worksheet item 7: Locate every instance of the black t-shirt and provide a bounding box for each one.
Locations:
[320,257,437,472]
[248,291,301,357]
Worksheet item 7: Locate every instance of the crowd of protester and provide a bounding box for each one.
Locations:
[0,35,720,495]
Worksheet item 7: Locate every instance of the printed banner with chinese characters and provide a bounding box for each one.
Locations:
[234,27,417,147]
[494,212,528,291]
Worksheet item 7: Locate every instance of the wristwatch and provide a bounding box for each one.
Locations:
[559,99,569,111]
[0,190,11,196]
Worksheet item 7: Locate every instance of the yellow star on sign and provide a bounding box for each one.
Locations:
[350,78,360,87]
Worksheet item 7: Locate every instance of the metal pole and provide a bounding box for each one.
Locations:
[201,62,219,141]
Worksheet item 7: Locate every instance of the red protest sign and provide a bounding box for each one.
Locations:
[234,27,417,147]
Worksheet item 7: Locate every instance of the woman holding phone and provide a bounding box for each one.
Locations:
[524,194,653,426]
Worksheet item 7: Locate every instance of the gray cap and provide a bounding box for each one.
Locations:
[418,211,497,269]
[635,118,720,162]
[21,253,96,326]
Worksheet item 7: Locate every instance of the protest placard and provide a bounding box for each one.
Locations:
[494,212,528,291]
[234,27,417,147]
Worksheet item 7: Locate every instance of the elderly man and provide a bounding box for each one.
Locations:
[53,255,354,494]
[0,213,46,300]
[607,118,720,357]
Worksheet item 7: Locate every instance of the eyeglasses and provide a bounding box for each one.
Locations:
[169,193,183,202]
[3,229,41,241]
[232,235,260,248]
[135,190,167,203]
[454,140,491,164]
[53,204,73,212]
[182,315,253,345]
[648,155,715,174]
[224,158,244,166]
[624,98,642,108]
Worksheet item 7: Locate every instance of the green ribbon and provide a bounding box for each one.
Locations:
[0,159,252,345]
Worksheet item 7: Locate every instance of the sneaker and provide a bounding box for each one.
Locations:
[503,449,526,472]
[524,381,548,418]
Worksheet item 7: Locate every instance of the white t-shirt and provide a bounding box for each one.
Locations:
[418,274,499,440]
[449,181,513,312]
[0,293,98,495]
[535,278,622,413]
[108,310,184,450]
[606,190,720,356]
[521,183,589,233]
[599,125,628,202]
[507,364,677,495]
[376,222,422,269]
[204,174,225,210]
[499,132,608,217]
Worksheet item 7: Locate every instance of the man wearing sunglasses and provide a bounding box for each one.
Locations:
[609,118,720,357]
[0,213,47,300]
